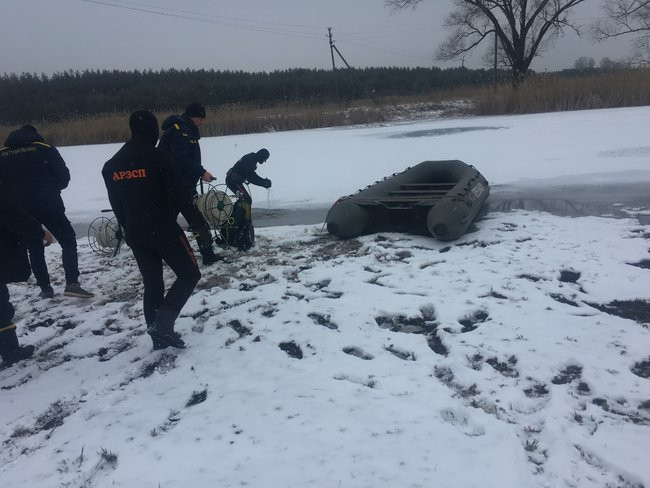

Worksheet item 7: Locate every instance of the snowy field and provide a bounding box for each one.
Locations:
[1,107,649,488]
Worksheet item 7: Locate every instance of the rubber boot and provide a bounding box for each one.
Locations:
[146,306,186,350]
[200,247,223,266]
[193,225,222,265]
[0,325,35,367]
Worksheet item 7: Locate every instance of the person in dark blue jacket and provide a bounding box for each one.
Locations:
[159,103,215,191]
[158,103,221,265]
[0,126,93,299]
[0,192,53,367]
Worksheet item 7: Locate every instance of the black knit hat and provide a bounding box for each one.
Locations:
[256,148,270,162]
[129,110,159,145]
[184,102,206,119]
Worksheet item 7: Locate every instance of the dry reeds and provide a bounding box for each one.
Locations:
[474,69,650,115]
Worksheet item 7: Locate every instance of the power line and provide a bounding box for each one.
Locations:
[82,0,438,63]
[337,33,434,60]
[85,0,328,29]
[81,0,324,40]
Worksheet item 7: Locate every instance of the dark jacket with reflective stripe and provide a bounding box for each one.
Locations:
[158,114,205,190]
[0,192,45,284]
[0,127,70,214]
[102,138,205,247]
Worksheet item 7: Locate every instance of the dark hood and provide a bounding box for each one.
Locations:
[4,126,45,148]
[129,110,159,146]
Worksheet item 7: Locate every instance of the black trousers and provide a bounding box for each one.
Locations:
[0,284,14,329]
[27,210,79,288]
[173,185,213,255]
[225,173,252,204]
[130,233,201,327]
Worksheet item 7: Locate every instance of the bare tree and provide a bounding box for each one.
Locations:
[573,56,596,70]
[386,0,588,83]
[600,56,625,69]
[593,0,650,63]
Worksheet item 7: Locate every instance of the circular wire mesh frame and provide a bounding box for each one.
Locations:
[88,216,122,256]
[212,195,256,251]
[195,184,234,228]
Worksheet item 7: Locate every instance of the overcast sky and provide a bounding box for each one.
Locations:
[1,0,632,76]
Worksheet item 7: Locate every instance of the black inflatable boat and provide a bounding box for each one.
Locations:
[326,160,489,241]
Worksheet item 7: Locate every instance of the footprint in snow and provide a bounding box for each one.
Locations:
[551,364,583,385]
[383,344,416,361]
[333,373,377,389]
[486,355,519,378]
[279,341,303,359]
[308,312,338,330]
[342,346,373,360]
[439,407,486,436]
[458,309,490,333]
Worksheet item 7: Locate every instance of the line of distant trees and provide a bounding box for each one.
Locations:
[0,65,633,125]
[0,67,505,124]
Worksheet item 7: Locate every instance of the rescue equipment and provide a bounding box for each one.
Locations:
[326,160,489,241]
[195,185,233,227]
[195,183,254,251]
[88,214,123,256]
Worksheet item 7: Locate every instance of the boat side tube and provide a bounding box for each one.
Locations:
[426,164,489,240]
[325,197,371,239]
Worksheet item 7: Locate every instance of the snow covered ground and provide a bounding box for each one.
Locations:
[1,107,650,488]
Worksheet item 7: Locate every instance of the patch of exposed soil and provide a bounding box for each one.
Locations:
[279,341,303,359]
[375,314,436,334]
[550,293,579,307]
[559,269,581,283]
[586,299,650,325]
[524,383,549,398]
[628,259,650,269]
[458,310,489,333]
[486,355,518,377]
[551,365,582,385]
[631,358,650,378]
[308,313,338,330]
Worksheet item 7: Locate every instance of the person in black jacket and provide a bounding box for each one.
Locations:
[225,148,272,204]
[0,192,53,367]
[0,125,93,299]
[158,102,221,265]
[103,110,211,350]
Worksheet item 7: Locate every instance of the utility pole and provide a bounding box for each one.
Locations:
[493,30,498,92]
[327,27,351,70]
[327,27,352,100]
[328,27,337,71]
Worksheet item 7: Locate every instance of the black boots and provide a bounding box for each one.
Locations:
[39,285,54,299]
[0,325,35,367]
[63,283,95,299]
[201,248,223,266]
[146,306,186,350]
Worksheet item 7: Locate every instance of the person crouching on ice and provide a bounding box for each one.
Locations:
[225,148,272,204]
[225,148,272,222]
[102,111,213,350]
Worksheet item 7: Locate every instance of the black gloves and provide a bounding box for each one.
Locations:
[262,178,272,189]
